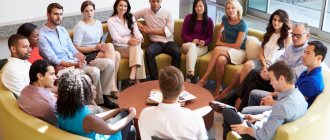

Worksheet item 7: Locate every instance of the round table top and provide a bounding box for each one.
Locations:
[118,80,214,119]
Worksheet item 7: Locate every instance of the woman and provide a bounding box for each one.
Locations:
[217,9,291,100]
[197,0,248,93]
[17,23,43,63]
[181,0,214,82]
[73,1,120,98]
[57,70,136,140]
[107,0,146,84]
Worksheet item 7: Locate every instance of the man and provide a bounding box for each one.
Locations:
[18,60,57,126]
[246,40,327,113]
[1,34,31,96]
[38,3,116,108]
[139,66,208,140]
[134,0,181,80]
[227,23,310,111]
[210,61,308,140]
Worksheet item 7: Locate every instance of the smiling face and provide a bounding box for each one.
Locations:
[83,5,95,20]
[226,3,238,19]
[195,0,205,16]
[272,15,283,32]
[116,0,128,16]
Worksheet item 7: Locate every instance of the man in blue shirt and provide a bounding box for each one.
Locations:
[38,3,116,108]
[210,61,308,140]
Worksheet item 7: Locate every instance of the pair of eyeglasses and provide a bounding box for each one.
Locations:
[291,33,307,38]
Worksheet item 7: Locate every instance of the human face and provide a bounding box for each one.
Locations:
[28,29,39,46]
[303,45,320,68]
[83,5,95,20]
[48,8,63,26]
[12,39,31,60]
[149,0,161,12]
[195,1,205,16]
[269,71,281,92]
[226,3,237,19]
[291,25,309,47]
[272,15,283,32]
[116,0,128,16]
[39,66,57,88]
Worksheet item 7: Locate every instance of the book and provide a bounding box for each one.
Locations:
[146,89,197,106]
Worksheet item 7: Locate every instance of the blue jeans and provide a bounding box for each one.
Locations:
[241,89,273,114]
[110,111,136,140]
[145,42,181,80]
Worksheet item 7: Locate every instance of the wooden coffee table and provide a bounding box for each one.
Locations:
[118,80,214,138]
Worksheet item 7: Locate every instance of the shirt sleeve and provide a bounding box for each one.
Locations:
[196,114,209,139]
[254,105,286,140]
[133,9,145,20]
[38,33,62,65]
[164,11,174,38]
[64,28,78,55]
[1,64,28,96]
[132,17,143,41]
[181,15,193,42]
[107,18,130,45]
[73,21,85,46]
[205,18,214,45]
[138,109,152,140]
[239,20,248,32]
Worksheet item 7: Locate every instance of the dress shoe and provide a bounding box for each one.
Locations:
[110,91,119,99]
[209,101,235,113]
[99,95,118,109]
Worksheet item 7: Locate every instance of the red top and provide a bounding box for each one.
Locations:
[28,46,43,63]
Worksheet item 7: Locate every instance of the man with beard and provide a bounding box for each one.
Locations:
[38,3,117,108]
[1,34,31,97]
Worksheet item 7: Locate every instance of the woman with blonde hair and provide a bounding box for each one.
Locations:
[197,0,248,93]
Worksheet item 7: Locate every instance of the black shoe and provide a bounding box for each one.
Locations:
[209,101,236,113]
[186,73,196,83]
[99,95,118,109]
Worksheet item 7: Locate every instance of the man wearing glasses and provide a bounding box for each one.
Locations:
[219,22,310,111]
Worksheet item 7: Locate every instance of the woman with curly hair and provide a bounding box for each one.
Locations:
[57,70,136,140]
[217,9,292,100]
[107,0,146,84]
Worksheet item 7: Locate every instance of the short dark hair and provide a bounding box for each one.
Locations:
[47,3,63,14]
[81,1,95,13]
[268,61,294,84]
[8,34,27,50]
[308,41,328,62]
[17,23,38,38]
[29,60,54,84]
[158,66,184,100]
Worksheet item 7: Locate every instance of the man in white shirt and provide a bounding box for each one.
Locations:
[134,0,181,80]
[1,34,31,97]
[139,66,208,140]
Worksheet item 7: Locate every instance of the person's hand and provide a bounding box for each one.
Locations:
[198,40,206,47]
[192,39,199,44]
[230,123,249,134]
[128,107,136,118]
[128,37,139,46]
[245,114,257,123]
[89,60,97,66]
[260,95,275,106]
[216,40,224,46]
[260,69,269,80]
[95,42,105,51]
[78,59,87,68]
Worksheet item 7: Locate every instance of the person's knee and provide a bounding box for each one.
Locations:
[217,56,228,65]
[243,60,254,70]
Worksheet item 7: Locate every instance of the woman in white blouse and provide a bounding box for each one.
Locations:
[73,1,120,98]
[217,9,292,100]
[108,0,146,84]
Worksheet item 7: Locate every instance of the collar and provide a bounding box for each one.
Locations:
[42,23,58,32]
[304,66,322,76]
[158,102,181,109]
[292,42,308,52]
[277,88,297,100]
[151,6,162,14]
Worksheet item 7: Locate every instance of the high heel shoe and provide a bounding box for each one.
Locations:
[128,78,136,85]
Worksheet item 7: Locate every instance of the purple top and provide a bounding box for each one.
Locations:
[181,14,214,45]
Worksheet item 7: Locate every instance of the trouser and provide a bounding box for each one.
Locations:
[181,42,208,73]
[146,42,181,80]
[222,108,256,140]
[241,89,273,114]
[236,69,274,111]
[110,111,136,140]
[115,44,146,79]
[83,58,115,104]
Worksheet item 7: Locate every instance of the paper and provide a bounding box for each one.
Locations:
[148,89,197,103]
